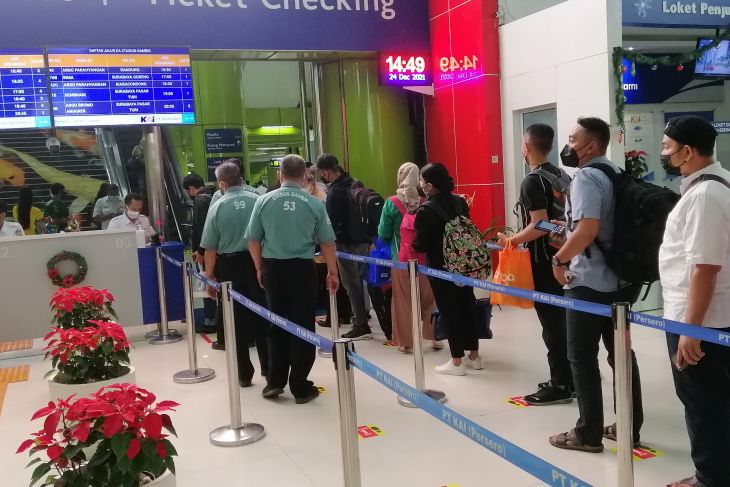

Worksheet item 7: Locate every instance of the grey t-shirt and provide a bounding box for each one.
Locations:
[565,156,621,292]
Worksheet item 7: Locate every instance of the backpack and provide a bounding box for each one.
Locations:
[586,162,680,288]
[389,196,427,264]
[533,166,572,220]
[348,180,384,242]
[425,196,492,281]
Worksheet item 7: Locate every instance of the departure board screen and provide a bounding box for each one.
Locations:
[0,49,51,130]
[48,47,195,127]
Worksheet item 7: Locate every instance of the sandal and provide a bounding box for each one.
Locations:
[667,476,703,487]
[549,430,604,453]
[603,424,641,447]
[397,346,413,354]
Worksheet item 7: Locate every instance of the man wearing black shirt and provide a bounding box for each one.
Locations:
[497,124,574,405]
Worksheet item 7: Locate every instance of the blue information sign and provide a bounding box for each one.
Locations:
[48,47,196,128]
[0,48,52,130]
[207,157,242,181]
[624,0,730,28]
[205,129,243,153]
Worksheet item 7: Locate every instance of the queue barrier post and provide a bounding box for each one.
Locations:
[319,292,340,358]
[613,302,634,487]
[209,281,265,447]
[334,339,362,487]
[398,259,446,408]
[173,261,216,384]
[147,247,183,345]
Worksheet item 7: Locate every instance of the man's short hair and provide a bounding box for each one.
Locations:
[215,161,242,186]
[281,154,307,179]
[50,183,65,196]
[525,124,554,155]
[316,153,340,172]
[182,173,205,190]
[577,117,611,153]
[125,193,143,206]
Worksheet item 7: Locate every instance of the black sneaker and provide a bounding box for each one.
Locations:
[538,380,576,398]
[524,382,573,406]
[211,341,225,351]
[262,385,284,399]
[239,380,253,388]
[295,387,320,405]
[342,327,373,340]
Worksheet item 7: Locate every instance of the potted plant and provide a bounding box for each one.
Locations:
[50,287,116,330]
[17,384,179,486]
[45,320,135,399]
[625,150,649,179]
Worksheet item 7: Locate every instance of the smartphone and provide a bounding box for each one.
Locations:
[534,220,566,236]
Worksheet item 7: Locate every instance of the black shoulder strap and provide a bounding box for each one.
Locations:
[687,174,730,192]
[534,167,560,187]
[585,162,621,183]
[423,200,451,223]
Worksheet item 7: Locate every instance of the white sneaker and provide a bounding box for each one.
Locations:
[464,356,483,370]
[435,360,466,376]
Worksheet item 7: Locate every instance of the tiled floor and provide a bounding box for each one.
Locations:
[0,306,695,487]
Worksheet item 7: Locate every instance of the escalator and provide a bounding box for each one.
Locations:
[0,126,192,244]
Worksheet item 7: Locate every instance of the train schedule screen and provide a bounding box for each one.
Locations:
[48,47,196,127]
[0,49,51,130]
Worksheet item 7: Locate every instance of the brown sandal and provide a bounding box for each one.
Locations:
[603,424,641,447]
[549,430,603,453]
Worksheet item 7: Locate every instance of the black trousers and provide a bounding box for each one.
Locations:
[667,330,730,487]
[368,285,393,340]
[264,258,317,398]
[214,252,270,383]
[429,278,478,358]
[532,258,573,388]
[565,286,644,446]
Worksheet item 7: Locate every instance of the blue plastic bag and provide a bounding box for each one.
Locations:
[367,239,392,286]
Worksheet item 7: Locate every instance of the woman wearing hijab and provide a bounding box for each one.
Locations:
[378,162,439,353]
[413,163,481,375]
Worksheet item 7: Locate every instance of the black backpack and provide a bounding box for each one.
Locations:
[587,163,680,287]
[348,180,384,242]
[533,166,572,220]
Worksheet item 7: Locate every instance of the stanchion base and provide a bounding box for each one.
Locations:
[173,368,216,384]
[398,389,447,408]
[148,330,183,345]
[145,329,160,339]
[317,348,332,358]
[209,423,265,447]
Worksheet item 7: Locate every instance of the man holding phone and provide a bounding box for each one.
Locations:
[497,123,574,405]
[659,116,730,487]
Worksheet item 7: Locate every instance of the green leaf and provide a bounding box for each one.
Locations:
[26,457,42,469]
[141,441,158,459]
[162,439,178,457]
[29,462,51,487]
[63,443,84,459]
[110,433,131,462]
[164,456,176,476]
[116,454,131,473]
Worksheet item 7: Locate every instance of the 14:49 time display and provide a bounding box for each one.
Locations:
[440,55,479,72]
[385,55,427,73]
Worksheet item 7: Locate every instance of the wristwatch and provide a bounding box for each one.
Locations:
[551,256,570,268]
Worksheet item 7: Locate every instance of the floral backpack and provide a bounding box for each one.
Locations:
[425,197,492,281]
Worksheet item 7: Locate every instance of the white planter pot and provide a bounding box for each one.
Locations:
[48,366,136,400]
[145,471,176,487]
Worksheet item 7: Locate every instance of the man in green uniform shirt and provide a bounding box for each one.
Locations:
[246,154,339,404]
[200,161,269,387]
[44,183,69,232]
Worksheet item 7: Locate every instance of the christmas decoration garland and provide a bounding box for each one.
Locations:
[612,25,730,133]
[47,251,88,288]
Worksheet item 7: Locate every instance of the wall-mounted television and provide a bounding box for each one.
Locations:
[694,39,730,79]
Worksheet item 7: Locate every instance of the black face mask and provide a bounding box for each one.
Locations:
[560,144,587,168]
[660,148,685,177]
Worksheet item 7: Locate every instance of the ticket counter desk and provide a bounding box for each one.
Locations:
[0,229,184,342]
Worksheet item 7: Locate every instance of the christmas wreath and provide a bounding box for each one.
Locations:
[47,251,88,288]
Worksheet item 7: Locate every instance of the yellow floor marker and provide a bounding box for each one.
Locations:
[0,365,30,383]
[0,340,33,353]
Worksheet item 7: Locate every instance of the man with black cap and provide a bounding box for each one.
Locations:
[659,115,730,487]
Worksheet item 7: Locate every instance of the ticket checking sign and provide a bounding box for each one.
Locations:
[48,47,196,127]
[0,49,52,130]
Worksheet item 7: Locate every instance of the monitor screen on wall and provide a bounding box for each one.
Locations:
[0,48,52,130]
[694,39,730,79]
[48,46,196,127]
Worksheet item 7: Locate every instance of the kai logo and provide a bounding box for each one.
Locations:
[634,0,653,18]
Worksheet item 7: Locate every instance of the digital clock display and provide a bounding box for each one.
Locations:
[379,53,432,86]
[438,55,482,83]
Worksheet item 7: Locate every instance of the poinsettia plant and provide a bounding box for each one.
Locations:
[44,320,131,385]
[50,287,117,330]
[625,150,648,179]
[17,384,179,487]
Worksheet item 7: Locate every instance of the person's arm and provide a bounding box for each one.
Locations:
[498,209,550,247]
[203,248,219,298]
[248,240,265,289]
[378,199,396,242]
[412,207,435,254]
[675,264,721,367]
[326,185,349,240]
[191,196,210,254]
[552,218,599,285]
[320,241,340,293]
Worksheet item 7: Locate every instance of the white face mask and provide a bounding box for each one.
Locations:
[126,209,140,219]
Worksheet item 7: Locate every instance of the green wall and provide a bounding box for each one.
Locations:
[321,60,415,196]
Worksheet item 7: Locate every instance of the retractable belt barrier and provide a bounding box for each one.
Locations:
[161,252,183,268]
[347,350,592,487]
[335,252,730,348]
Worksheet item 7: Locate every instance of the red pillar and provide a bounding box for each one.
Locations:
[426,0,504,231]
